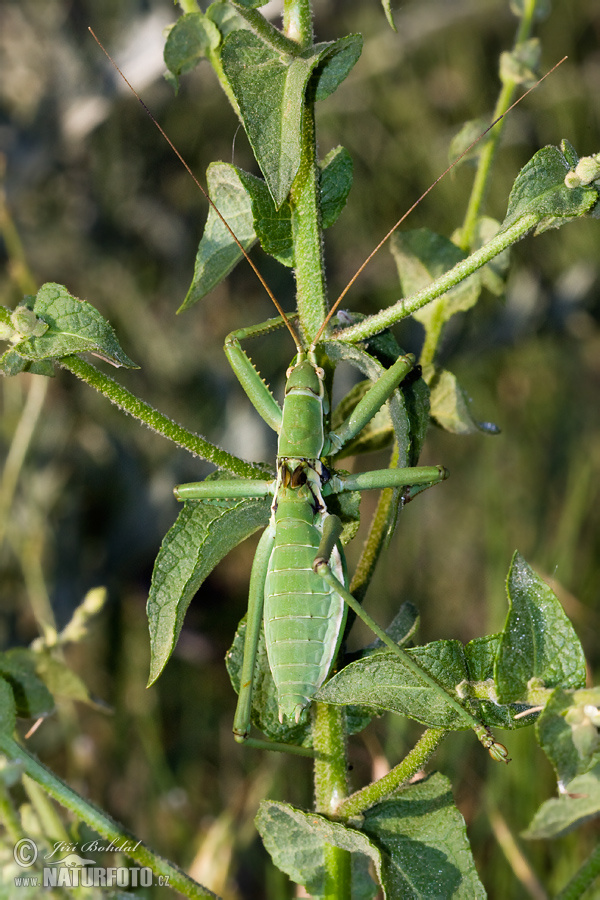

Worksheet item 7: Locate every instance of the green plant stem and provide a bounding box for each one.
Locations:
[60,356,271,480]
[283,0,313,47]
[0,776,25,843]
[0,374,47,548]
[460,0,539,251]
[349,442,400,604]
[23,774,71,845]
[337,727,446,820]
[312,703,351,900]
[233,3,301,55]
[290,99,328,344]
[555,845,600,900]
[177,0,200,14]
[334,214,538,344]
[0,733,219,900]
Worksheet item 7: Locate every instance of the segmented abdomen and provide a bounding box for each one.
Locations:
[264,507,346,723]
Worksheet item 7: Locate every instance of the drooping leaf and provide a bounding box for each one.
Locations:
[428,368,499,436]
[522,763,600,839]
[319,632,539,732]
[34,652,96,707]
[0,678,16,736]
[256,801,380,899]
[536,686,600,785]
[147,487,270,685]
[320,145,353,229]
[181,162,258,310]
[163,12,221,86]
[0,649,55,719]
[220,32,314,207]
[500,143,598,235]
[316,640,470,730]
[1,285,137,369]
[448,118,491,169]
[495,553,587,705]
[312,34,363,102]
[499,38,541,89]
[221,32,361,207]
[380,0,397,31]
[361,772,487,898]
[391,228,481,334]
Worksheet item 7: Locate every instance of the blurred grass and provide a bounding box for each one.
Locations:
[0,0,599,897]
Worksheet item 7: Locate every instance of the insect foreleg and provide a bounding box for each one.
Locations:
[324,351,416,455]
[224,317,302,434]
[313,517,509,762]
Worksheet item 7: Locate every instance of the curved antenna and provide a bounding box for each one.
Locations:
[88,28,303,352]
[311,56,568,348]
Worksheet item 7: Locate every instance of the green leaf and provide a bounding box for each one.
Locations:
[448,118,491,169]
[462,635,541,730]
[428,368,499,436]
[220,32,312,207]
[390,228,481,331]
[500,144,598,235]
[0,348,55,378]
[509,0,551,21]
[499,39,541,89]
[163,12,221,85]
[237,169,294,265]
[4,285,137,368]
[536,686,600,785]
[0,649,55,719]
[0,678,16,735]
[319,632,538,732]
[495,552,587,705]
[316,640,470,729]
[225,618,313,746]
[34,652,95,707]
[320,146,353,229]
[312,34,363,102]
[180,162,258,309]
[256,801,380,899]
[380,0,397,31]
[147,487,270,685]
[522,763,600,839]
[361,772,486,898]
[221,33,360,207]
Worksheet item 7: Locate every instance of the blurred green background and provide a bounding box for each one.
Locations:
[1,0,599,897]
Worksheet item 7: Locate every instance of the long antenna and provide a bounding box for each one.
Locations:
[311,55,568,347]
[88,28,303,352]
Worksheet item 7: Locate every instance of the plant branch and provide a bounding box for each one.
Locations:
[0,733,219,899]
[337,727,446,819]
[60,356,271,479]
[333,214,538,344]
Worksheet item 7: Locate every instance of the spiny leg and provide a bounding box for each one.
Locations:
[313,515,510,763]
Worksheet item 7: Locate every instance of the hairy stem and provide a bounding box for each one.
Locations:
[337,727,446,819]
[460,0,540,250]
[333,214,538,344]
[60,356,271,479]
[312,702,351,900]
[0,734,218,899]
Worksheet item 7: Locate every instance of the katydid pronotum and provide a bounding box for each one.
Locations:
[93,33,564,764]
